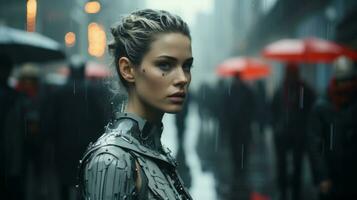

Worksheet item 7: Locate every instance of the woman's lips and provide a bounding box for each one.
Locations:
[168,93,186,103]
[168,96,185,103]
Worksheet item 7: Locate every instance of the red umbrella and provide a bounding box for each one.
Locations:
[262,37,357,63]
[216,57,271,80]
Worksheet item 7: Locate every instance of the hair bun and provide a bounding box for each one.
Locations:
[107,40,116,50]
[110,27,119,38]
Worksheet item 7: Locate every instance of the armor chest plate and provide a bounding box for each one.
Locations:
[133,152,191,200]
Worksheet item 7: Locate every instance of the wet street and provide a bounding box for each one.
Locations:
[163,103,319,200]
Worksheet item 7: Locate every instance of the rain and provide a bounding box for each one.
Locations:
[1,0,357,200]
[330,123,334,151]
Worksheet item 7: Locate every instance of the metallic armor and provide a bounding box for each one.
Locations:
[78,112,192,200]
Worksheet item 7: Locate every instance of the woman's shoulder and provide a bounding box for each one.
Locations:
[81,130,135,168]
[82,130,134,163]
[80,138,138,199]
[83,144,136,178]
[82,116,140,155]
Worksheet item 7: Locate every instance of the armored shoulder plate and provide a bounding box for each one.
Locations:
[80,144,138,199]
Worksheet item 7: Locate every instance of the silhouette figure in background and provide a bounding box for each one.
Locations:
[225,76,256,200]
[45,57,108,200]
[175,92,192,188]
[253,80,269,135]
[0,55,23,200]
[211,78,236,200]
[195,82,218,173]
[13,64,44,199]
[271,63,315,200]
[308,56,357,200]
[196,77,255,200]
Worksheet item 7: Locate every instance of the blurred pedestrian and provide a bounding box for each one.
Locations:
[3,63,44,200]
[225,76,256,200]
[0,55,22,199]
[253,80,269,135]
[15,64,44,199]
[175,91,192,188]
[45,56,108,200]
[211,78,236,200]
[271,63,315,200]
[308,56,357,200]
[195,82,218,173]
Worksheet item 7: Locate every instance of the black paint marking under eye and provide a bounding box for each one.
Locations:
[142,69,145,73]
[162,73,165,77]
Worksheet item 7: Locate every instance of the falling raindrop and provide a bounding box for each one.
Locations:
[241,144,244,169]
[330,123,334,150]
[120,102,125,112]
[85,80,88,102]
[73,80,76,94]
[228,83,231,96]
[24,117,28,136]
[299,86,304,109]
[286,87,290,123]
[214,124,219,152]
[105,124,109,132]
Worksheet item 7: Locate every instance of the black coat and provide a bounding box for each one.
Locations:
[0,85,20,176]
[45,78,110,185]
[0,85,18,135]
[271,81,315,145]
[308,95,357,192]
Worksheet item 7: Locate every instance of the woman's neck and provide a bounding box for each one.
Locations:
[126,92,164,124]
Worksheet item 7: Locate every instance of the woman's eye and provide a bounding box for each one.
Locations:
[183,63,193,72]
[157,62,172,71]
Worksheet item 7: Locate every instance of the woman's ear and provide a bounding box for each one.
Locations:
[118,57,135,83]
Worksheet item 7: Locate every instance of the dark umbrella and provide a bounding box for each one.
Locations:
[0,25,66,64]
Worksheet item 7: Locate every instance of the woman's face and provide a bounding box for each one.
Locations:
[134,33,193,113]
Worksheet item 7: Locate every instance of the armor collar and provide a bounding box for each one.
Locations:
[114,112,164,152]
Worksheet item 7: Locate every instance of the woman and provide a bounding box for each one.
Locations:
[78,9,194,200]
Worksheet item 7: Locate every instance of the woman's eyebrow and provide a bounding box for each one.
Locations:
[184,57,194,63]
[157,55,194,62]
[157,55,177,61]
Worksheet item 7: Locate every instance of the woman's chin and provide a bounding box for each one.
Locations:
[164,104,184,113]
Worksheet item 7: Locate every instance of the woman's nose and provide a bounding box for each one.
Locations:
[173,67,189,87]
